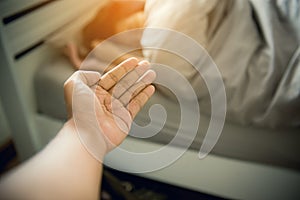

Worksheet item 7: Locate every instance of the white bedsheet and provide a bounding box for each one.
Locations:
[35,0,300,168]
[142,0,300,128]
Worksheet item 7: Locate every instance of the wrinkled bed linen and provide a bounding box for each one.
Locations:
[142,0,300,128]
[34,58,300,169]
[34,0,300,169]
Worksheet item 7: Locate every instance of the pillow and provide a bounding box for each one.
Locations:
[141,0,225,100]
[142,0,222,48]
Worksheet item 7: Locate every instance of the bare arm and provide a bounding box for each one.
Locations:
[0,57,155,200]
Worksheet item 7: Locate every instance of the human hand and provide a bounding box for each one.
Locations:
[64,57,156,162]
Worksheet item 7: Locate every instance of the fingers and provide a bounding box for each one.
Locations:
[98,57,139,90]
[127,85,155,119]
[111,60,151,99]
[117,69,156,106]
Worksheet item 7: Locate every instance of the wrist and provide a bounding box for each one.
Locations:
[58,118,107,163]
[36,118,104,199]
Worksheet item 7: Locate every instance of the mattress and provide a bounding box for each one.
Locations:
[34,56,300,170]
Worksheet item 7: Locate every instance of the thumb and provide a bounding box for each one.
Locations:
[64,70,101,118]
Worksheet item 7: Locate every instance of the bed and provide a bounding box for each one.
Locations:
[1,0,300,199]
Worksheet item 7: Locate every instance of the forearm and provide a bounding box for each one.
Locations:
[0,58,155,200]
[0,119,102,200]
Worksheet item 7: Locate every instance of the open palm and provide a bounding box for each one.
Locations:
[64,58,155,161]
[95,58,155,147]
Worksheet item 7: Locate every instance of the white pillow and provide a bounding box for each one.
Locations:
[141,0,220,100]
[143,0,218,48]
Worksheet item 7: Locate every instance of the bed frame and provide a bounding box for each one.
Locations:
[1,1,300,199]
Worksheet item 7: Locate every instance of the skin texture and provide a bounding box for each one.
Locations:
[0,57,155,200]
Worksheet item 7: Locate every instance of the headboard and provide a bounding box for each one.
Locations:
[0,0,107,160]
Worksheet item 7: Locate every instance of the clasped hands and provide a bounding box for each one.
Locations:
[64,57,156,162]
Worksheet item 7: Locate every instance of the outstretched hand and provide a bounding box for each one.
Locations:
[64,57,156,161]
[0,57,155,200]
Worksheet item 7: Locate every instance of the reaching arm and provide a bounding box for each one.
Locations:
[0,57,156,200]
